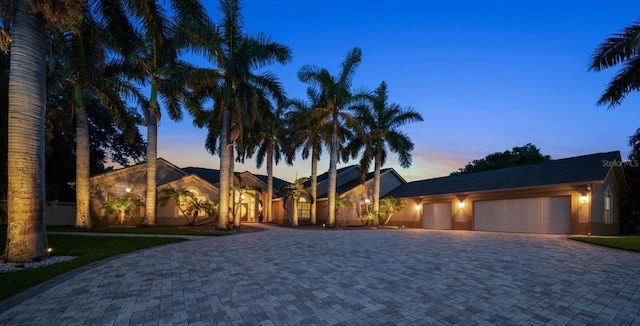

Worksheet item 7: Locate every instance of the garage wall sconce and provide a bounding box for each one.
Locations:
[579,194,589,203]
[415,204,421,211]
[457,201,465,209]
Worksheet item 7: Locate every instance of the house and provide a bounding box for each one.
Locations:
[272,165,407,226]
[88,158,288,226]
[385,151,627,235]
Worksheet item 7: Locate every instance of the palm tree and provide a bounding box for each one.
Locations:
[60,4,140,229]
[287,88,331,225]
[199,0,291,230]
[254,101,289,223]
[122,0,213,226]
[2,1,83,262]
[589,19,640,107]
[297,47,363,227]
[350,81,423,216]
[158,187,218,226]
[279,177,313,227]
[102,195,144,225]
[379,196,406,227]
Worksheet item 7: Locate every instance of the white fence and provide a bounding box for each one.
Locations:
[0,200,76,226]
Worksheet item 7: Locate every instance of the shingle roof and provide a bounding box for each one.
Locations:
[182,167,290,197]
[302,165,358,188]
[315,168,392,199]
[182,167,221,185]
[387,151,622,198]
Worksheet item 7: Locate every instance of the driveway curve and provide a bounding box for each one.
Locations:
[1,225,639,325]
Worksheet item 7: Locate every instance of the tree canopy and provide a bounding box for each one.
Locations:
[451,143,551,175]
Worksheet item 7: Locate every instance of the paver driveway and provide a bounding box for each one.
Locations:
[1,225,639,325]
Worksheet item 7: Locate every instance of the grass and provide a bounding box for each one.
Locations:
[48,226,229,236]
[569,235,640,252]
[0,233,187,301]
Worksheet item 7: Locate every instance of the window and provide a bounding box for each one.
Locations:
[297,197,311,219]
[604,187,612,224]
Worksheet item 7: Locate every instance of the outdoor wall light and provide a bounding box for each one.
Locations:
[458,201,465,209]
[415,204,421,211]
[579,194,589,203]
[125,187,131,193]
[364,198,371,205]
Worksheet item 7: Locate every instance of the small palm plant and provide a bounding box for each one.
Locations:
[102,196,144,225]
[158,187,218,227]
[379,196,406,227]
[279,177,313,226]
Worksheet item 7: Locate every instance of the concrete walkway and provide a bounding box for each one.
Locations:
[1,225,639,325]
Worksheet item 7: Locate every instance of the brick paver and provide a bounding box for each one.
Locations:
[1,225,639,325]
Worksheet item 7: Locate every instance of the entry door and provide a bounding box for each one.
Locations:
[424,203,452,229]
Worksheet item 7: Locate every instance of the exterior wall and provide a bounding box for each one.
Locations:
[272,198,286,224]
[89,162,185,225]
[156,178,219,227]
[384,198,422,228]
[590,170,621,236]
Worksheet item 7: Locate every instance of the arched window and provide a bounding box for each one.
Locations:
[297,196,311,220]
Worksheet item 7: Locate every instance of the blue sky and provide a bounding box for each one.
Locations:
[152,1,640,182]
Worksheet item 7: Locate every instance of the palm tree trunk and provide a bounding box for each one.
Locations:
[266,141,273,223]
[218,108,230,230]
[292,200,298,226]
[230,147,240,228]
[327,130,338,227]
[5,0,48,262]
[75,91,91,228]
[310,148,318,224]
[373,151,382,215]
[144,106,158,226]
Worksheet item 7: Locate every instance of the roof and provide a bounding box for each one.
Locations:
[182,167,221,185]
[302,165,358,188]
[182,167,288,196]
[316,168,392,199]
[388,151,623,198]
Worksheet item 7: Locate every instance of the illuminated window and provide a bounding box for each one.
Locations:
[298,196,311,219]
[604,187,612,224]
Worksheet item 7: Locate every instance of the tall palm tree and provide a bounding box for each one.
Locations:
[2,0,83,262]
[287,88,331,225]
[589,19,640,107]
[350,81,423,215]
[297,47,363,227]
[199,0,291,230]
[123,0,213,226]
[254,101,289,223]
[279,177,313,227]
[61,3,140,228]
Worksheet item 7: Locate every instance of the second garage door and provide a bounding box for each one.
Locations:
[424,203,451,229]
[474,196,571,234]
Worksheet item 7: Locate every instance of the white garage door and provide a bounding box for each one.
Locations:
[424,203,451,230]
[474,196,571,234]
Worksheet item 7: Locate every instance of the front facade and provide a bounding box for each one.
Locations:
[87,151,626,235]
[88,159,285,226]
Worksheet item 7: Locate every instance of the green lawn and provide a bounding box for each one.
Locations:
[47,226,229,236]
[0,233,187,301]
[569,235,640,252]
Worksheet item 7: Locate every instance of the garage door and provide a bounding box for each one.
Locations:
[424,203,451,229]
[474,196,570,234]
